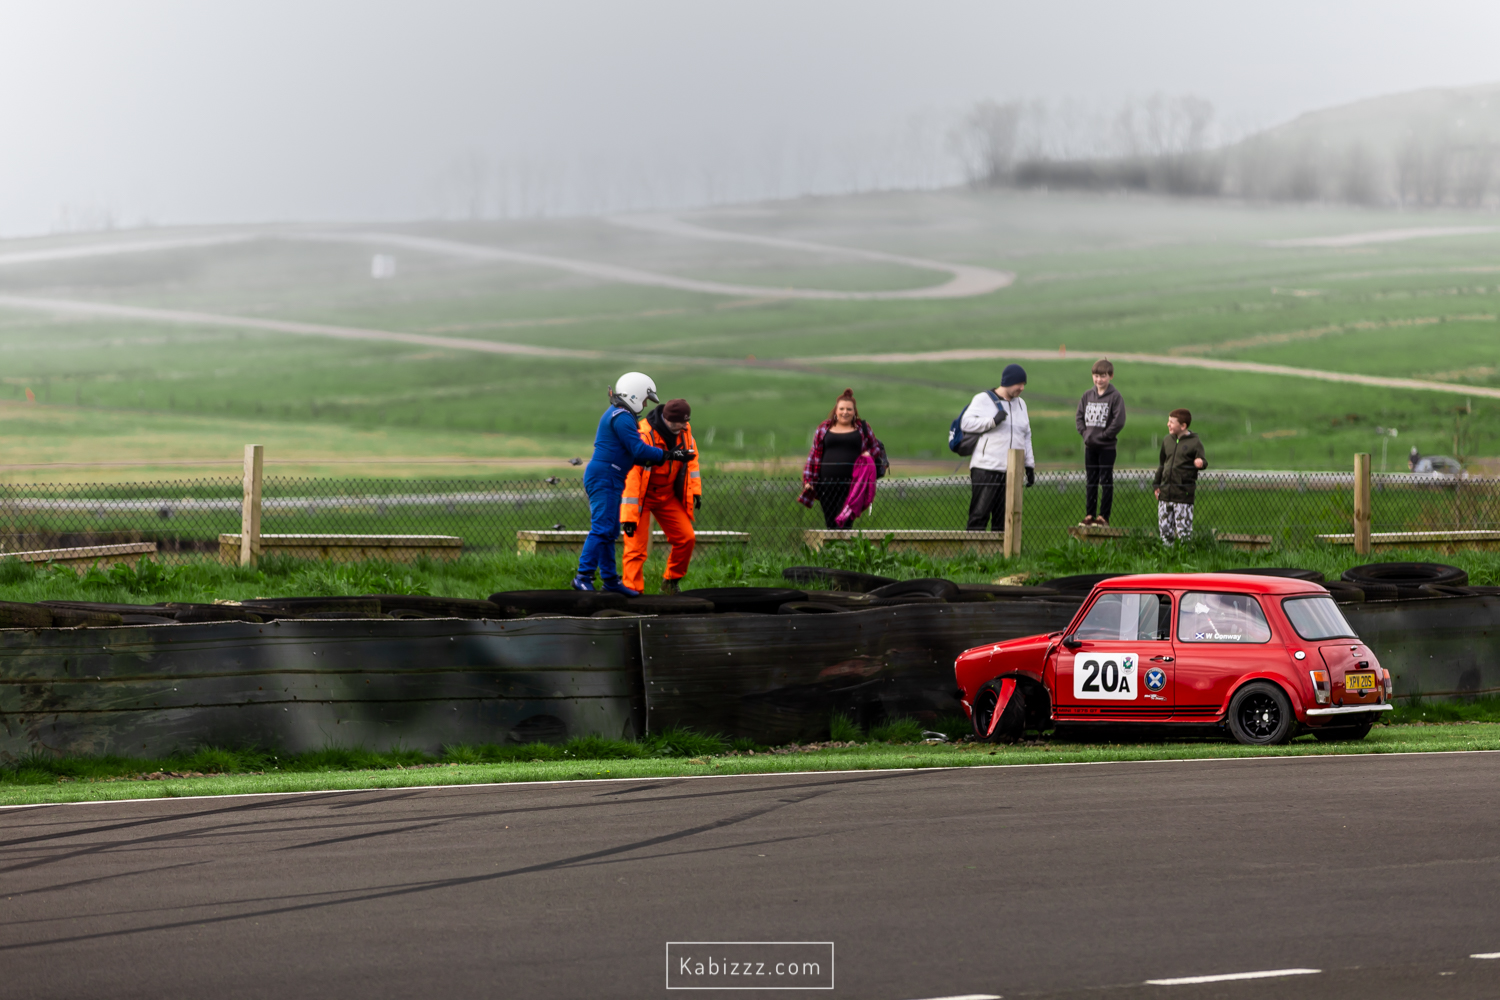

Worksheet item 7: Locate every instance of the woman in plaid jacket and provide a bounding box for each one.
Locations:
[798,389,888,528]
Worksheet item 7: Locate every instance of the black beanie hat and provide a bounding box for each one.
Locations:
[1001,364,1027,387]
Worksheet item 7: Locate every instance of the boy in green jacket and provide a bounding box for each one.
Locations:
[1153,408,1206,546]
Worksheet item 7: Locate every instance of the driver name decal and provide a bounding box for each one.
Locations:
[1073,652,1138,700]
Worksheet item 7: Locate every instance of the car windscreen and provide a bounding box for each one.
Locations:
[1281,596,1357,640]
[1177,592,1271,643]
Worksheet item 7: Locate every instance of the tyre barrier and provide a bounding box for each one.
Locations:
[0,617,643,760]
[1,580,1496,758]
[639,601,1084,744]
[1342,561,1469,598]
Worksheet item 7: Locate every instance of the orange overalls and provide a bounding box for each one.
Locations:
[619,419,701,593]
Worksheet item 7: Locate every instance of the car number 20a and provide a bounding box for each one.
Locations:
[1073,652,1138,700]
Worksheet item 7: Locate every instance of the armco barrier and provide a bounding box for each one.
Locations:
[0,617,643,759]
[1344,596,1500,701]
[640,602,1082,744]
[0,595,1492,759]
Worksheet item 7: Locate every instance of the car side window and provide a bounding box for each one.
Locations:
[1177,591,1271,643]
[1075,593,1172,641]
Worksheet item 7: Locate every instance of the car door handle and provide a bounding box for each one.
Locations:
[1150,655,1174,662]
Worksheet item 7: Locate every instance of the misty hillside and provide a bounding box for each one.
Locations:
[971,83,1500,207]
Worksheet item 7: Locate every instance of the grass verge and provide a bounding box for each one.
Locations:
[4,724,1497,807]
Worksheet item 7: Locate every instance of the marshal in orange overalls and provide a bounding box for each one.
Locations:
[619,416,701,594]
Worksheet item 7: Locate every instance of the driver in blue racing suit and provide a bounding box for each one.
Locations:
[573,372,692,595]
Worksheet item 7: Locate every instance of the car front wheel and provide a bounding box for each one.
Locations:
[972,679,1026,743]
[1226,681,1295,745]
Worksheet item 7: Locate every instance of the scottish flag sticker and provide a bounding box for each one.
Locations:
[1145,667,1167,692]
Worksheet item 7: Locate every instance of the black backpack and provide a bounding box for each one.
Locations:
[948,390,1003,456]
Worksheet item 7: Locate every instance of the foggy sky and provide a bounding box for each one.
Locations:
[3,0,1498,235]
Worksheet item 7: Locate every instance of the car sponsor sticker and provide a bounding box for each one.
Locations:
[1145,667,1166,692]
[1073,652,1138,700]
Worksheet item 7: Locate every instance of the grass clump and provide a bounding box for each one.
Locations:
[868,716,926,744]
[643,726,730,758]
[829,712,863,742]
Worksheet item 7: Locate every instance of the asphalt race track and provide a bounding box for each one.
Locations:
[2,753,1499,999]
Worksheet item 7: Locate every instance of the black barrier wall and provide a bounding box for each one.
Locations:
[1344,596,1500,701]
[0,617,643,759]
[0,595,1492,759]
[640,602,1083,744]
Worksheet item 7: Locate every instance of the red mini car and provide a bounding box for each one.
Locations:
[955,573,1393,745]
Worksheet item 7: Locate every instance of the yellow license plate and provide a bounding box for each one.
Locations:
[1345,672,1377,690]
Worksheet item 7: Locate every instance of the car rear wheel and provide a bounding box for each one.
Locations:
[972,679,1026,743]
[1312,718,1375,742]
[1226,681,1295,745]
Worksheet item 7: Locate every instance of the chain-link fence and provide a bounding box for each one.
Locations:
[1,469,1497,563]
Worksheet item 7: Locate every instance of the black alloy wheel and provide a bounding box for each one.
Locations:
[1226,681,1295,745]
[972,679,1026,743]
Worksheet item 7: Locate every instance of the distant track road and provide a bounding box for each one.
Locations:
[805,347,1500,401]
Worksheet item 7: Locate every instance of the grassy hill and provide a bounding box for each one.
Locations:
[0,189,1496,480]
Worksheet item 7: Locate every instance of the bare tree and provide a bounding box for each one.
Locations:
[950,100,1024,186]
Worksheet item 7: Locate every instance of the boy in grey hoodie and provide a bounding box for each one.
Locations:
[1075,358,1126,526]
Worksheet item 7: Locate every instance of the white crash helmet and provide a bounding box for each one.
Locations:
[611,372,660,415]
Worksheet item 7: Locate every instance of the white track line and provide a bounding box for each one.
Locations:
[610,213,1015,298]
[0,232,255,267]
[308,228,1013,301]
[1146,968,1320,985]
[0,221,1012,302]
[0,294,606,360]
[1264,226,1500,248]
[900,994,1001,999]
[4,294,1496,402]
[3,748,1494,812]
[803,347,1500,401]
[1472,952,1500,959]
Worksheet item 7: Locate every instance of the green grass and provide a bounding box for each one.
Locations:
[2,191,1499,473]
[6,532,1500,605]
[4,724,1497,807]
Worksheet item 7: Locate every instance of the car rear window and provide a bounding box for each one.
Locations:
[1177,592,1271,643]
[1075,593,1172,641]
[1282,596,1357,640]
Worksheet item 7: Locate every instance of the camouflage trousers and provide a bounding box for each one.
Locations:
[1158,501,1194,546]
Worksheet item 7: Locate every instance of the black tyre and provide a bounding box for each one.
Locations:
[489,590,626,616]
[781,567,895,592]
[1342,562,1468,588]
[1211,567,1326,584]
[868,593,947,607]
[0,601,56,629]
[1042,573,1127,594]
[374,595,502,619]
[1312,719,1374,742]
[955,583,1062,600]
[241,596,381,617]
[972,678,1027,743]
[1321,582,1366,604]
[680,587,806,614]
[1226,681,1296,745]
[624,595,714,615]
[777,601,849,615]
[868,578,960,601]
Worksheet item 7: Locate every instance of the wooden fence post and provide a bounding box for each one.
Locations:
[241,444,263,567]
[1003,448,1025,558]
[1353,452,1371,556]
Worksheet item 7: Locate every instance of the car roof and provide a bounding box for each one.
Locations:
[1093,573,1327,596]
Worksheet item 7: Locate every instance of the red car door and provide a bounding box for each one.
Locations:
[1170,590,1277,720]
[1054,590,1175,721]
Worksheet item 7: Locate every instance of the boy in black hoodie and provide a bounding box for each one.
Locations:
[1075,358,1126,526]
